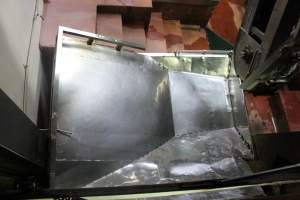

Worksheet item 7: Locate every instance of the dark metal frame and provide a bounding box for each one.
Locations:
[0,89,45,175]
[235,0,300,91]
[240,0,289,89]
[3,163,300,199]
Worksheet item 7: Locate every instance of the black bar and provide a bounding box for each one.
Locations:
[3,163,300,199]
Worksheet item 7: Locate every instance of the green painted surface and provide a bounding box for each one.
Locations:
[206,28,234,50]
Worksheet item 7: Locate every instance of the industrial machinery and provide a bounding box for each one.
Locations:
[1,0,300,199]
[234,0,300,92]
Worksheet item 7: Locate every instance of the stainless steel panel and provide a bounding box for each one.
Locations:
[86,128,252,187]
[169,72,233,135]
[52,35,174,188]
[85,128,260,199]
[153,53,231,77]
[229,78,253,148]
[50,28,255,199]
[229,78,248,128]
[77,52,257,199]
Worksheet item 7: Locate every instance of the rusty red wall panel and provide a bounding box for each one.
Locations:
[163,20,184,52]
[98,0,152,30]
[40,0,98,48]
[123,24,146,52]
[97,14,123,40]
[123,25,146,46]
[244,92,276,134]
[152,1,217,27]
[182,29,209,50]
[207,0,245,45]
[278,90,300,132]
[146,12,167,52]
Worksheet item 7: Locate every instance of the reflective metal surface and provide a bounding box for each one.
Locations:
[139,188,263,200]
[49,27,257,199]
[169,72,233,135]
[84,128,260,199]
[229,78,253,147]
[229,78,248,128]
[153,53,231,77]
[86,128,252,187]
[52,35,174,188]
[77,52,257,199]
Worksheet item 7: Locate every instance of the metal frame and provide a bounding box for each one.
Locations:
[235,0,300,91]
[48,26,165,188]
[58,26,145,51]
[240,0,290,89]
